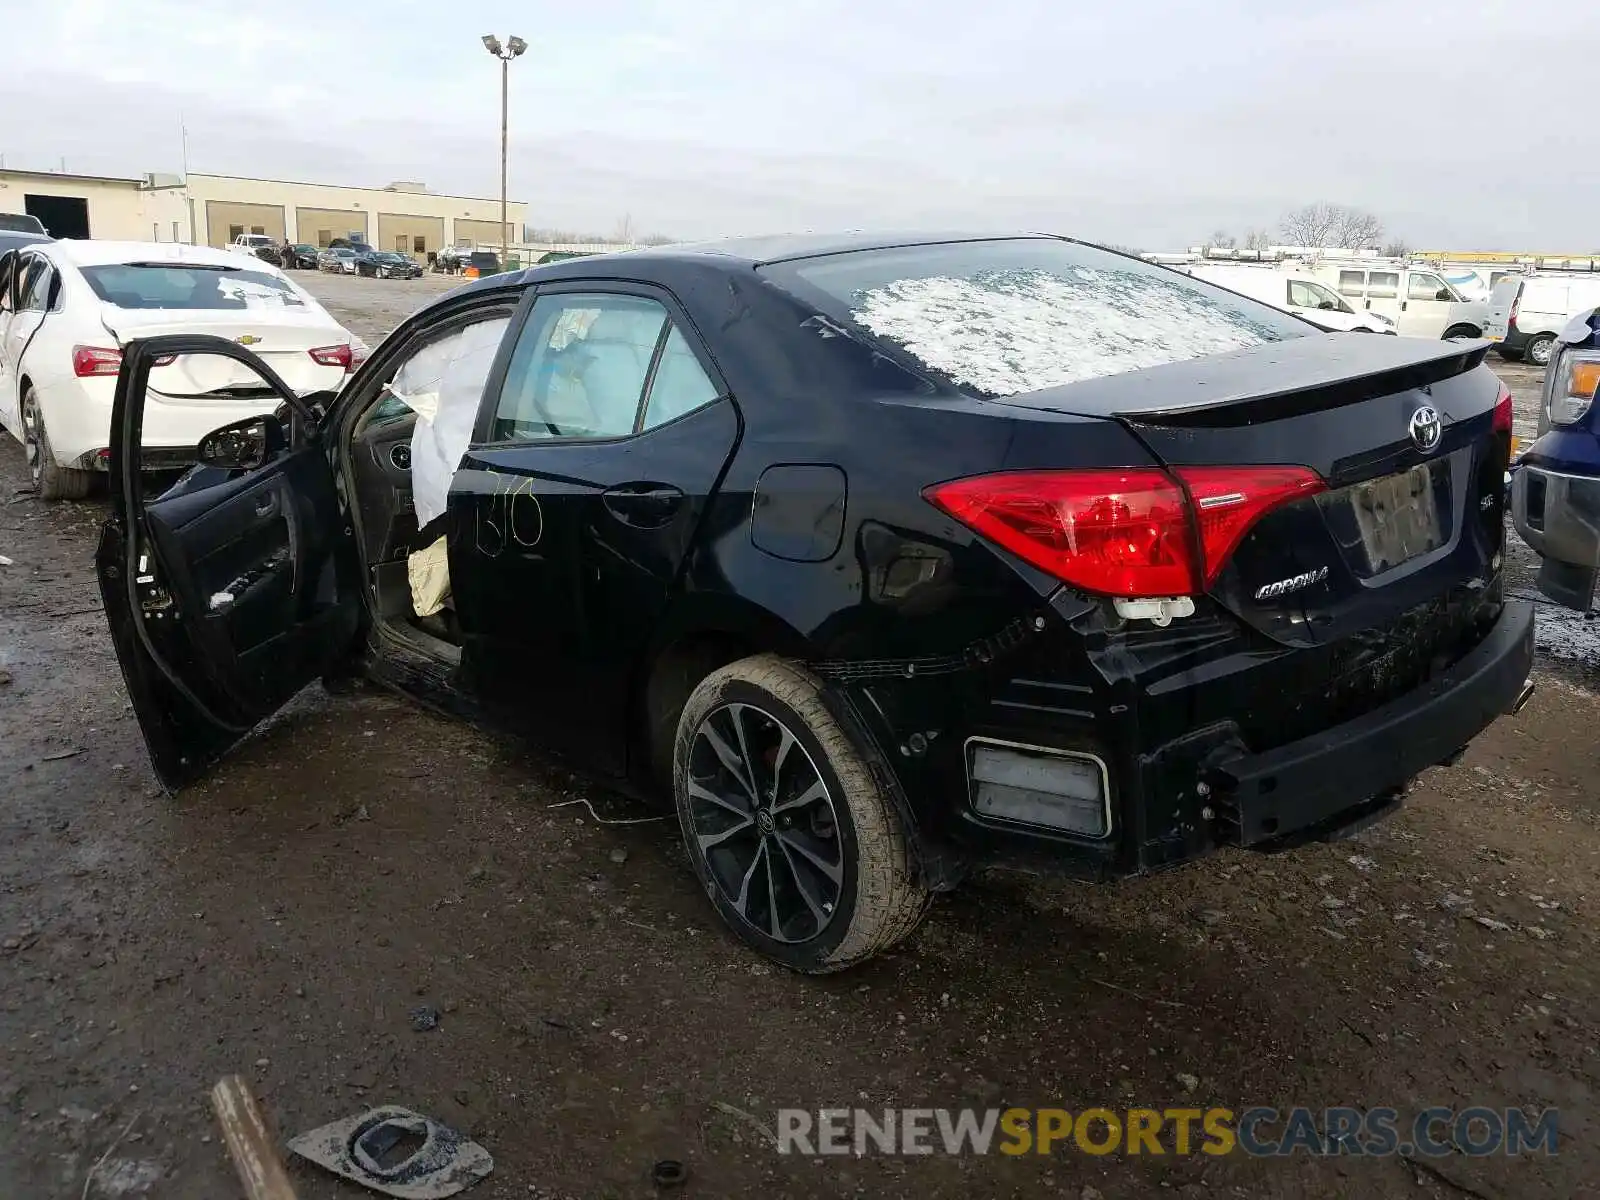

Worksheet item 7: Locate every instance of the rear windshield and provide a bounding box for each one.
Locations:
[762,238,1306,396]
[79,264,307,310]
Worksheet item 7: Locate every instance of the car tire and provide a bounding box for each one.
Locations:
[1525,334,1556,367]
[673,654,931,973]
[1441,324,1480,341]
[21,387,93,502]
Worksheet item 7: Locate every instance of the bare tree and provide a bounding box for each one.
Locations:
[1381,240,1411,259]
[1205,229,1236,251]
[612,213,636,244]
[1279,203,1384,251]
[1243,228,1273,251]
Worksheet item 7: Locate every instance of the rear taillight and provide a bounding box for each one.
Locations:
[1492,382,1514,437]
[1175,466,1326,587]
[925,465,1324,598]
[1507,286,1521,330]
[71,345,175,376]
[72,346,123,377]
[309,343,354,372]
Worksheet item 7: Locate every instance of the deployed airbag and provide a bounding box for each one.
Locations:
[385,317,511,528]
[408,536,451,618]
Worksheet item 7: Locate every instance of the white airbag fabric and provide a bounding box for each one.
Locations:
[387,317,511,528]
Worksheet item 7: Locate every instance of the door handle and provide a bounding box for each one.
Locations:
[253,492,279,519]
[601,482,685,528]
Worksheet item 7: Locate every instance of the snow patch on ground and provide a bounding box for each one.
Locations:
[851,268,1282,396]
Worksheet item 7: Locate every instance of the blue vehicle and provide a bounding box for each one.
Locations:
[1510,306,1600,611]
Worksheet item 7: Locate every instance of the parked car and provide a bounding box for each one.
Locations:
[357,250,424,279]
[1185,264,1395,332]
[434,244,471,272]
[230,233,279,259]
[1309,262,1487,340]
[0,213,48,235]
[96,233,1531,972]
[1510,305,1600,611]
[1484,274,1600,367]
[319,246,360,274]
[0,230,51,254]
[284,244,321,270]
[465,251,501,277]
[0,239,357,500]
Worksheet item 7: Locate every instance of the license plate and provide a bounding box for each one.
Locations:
[1351,463,1443,572]
[1486,332,1503,342]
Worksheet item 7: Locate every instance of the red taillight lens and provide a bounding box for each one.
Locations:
[925,469,1197,597]
[309,343,354,372]
[71,346,175,376]
[72,345,123,377]
[926,465,1324,598]
[1176,466,1325,587]
[1491,383,1513,437]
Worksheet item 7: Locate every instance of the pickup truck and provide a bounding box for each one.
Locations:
[1511,306,1600,611]
[230,233,279,259]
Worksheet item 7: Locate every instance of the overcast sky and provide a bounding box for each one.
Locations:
[0,0,1587,249]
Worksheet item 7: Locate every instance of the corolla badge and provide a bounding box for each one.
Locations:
[236,334,262,346]
[1254,565,1329,601]
[1409,404,1442,453]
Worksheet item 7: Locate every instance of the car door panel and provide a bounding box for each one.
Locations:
[451,396,740,769]
[97,334,361,789]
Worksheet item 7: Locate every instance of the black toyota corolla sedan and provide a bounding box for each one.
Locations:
[97,233,1532,972]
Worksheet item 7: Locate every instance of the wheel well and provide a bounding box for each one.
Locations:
[639,630,759,792]
[1443,324,1481,339]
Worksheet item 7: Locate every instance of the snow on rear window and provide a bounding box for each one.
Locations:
[850,266,1284,396]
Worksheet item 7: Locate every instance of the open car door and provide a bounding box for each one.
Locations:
[96,335,362,790]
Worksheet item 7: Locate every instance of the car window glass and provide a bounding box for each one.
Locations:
[1286,280,1319,309]
[0,253,14,312]
[79,264,303,310]
[1305,280,1349,312]
[1337,270,1365,297]
[642,326,719,429]
[492,293,667,441]
[1366,272,1398,300]
[1407,273,1446,301]
[21,259,52,311]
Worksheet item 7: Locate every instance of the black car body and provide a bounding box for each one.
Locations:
[96,233,1532,972]
[286,244,321,270]
[357,250,423,279]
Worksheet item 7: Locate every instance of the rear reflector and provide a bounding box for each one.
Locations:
[925,465,1323,597]
[72,345,176,377]
[309,343,354,371]
[970,743,1108,836]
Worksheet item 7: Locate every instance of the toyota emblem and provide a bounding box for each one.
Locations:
[1409,405,1442,453]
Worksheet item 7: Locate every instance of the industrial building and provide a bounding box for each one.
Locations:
[0,168,527,263]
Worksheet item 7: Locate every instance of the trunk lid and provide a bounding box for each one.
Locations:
[100,307,350,395]
[995,334,1509,646]
[1483,277,1522,342]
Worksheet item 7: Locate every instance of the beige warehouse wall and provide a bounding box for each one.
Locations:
[203,201,286,248]
[297,208,369,247]
[377,214,446,261]
[453,218,515,248]
[0,175,149,240]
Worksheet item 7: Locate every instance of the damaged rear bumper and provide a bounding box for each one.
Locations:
[1205,599,1533,846]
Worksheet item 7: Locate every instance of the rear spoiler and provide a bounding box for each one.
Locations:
[995,335,1491,428]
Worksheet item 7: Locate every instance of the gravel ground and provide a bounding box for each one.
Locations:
[0,275,1596,1199]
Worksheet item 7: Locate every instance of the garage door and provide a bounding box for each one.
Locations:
[377,213,446,263]
[296,208,369,248]
[204,201,286,249]
[453,218,513,249]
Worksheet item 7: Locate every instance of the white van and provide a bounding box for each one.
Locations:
[1484,274,1600,366]
[1185,264,1394,332]
[1310,263,1487,340]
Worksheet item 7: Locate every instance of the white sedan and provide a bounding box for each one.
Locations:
[0,240,359,500]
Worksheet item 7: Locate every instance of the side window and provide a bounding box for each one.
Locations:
[492,293,666,441]
[1407,273,1446,301]
[1366,272,1398,300]
[1337,269,1365,297]
[641,326,719,429]
[1286,280,1320,309]
[0,253,15,313]
[21,260,53,311]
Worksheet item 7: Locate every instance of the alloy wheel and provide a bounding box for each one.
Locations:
[21,393,43,487]
[686,702,843,944]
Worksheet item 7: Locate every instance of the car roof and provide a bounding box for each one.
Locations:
[611,230,1056,267]
[0,231,51,251]
[35,240,281,271]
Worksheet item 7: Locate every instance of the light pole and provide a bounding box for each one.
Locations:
[481,34,526,268]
